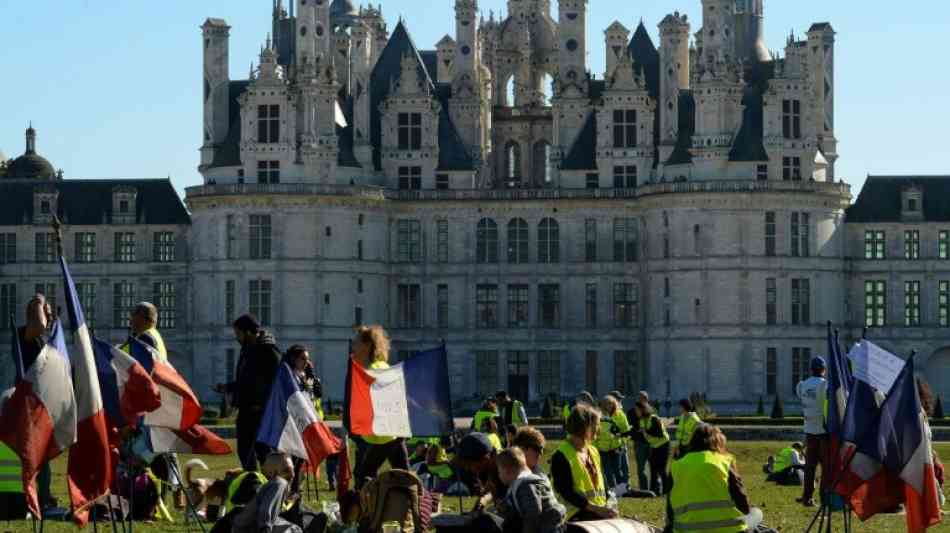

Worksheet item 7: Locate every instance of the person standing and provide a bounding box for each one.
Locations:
[495,391,528,429]
[628,390,652,491]
[472,398,499,433]
[632,401,670,495]
[550,404,618,522]
[284,345,321,494]
[608,391,632,489]
[674,399,703,458]
[122,302,168,361]
[215,314,281,472]
[350,325,410,488]
[593,396,625,491]
[795,356,828,508]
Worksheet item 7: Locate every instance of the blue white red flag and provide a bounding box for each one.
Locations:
[0,319,77,518]
[93,337,161,428]
[825,325,853,481]
[258,364,342,468]
[345,345,454,438]
[61,256,113,526]
[127,338,202,431]
[144,425,231,456]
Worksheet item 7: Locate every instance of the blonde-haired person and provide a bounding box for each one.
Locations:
[350,325,410,489]
[550,404,618,522]
[632,401,670,495]
[593,396,626,491]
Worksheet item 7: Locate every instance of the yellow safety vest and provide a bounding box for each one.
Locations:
[773,447,796,473]
[363,360,397,445]
[612,411,631,441]
[670,451,746,533]
[510,400,527,427]
[554,441,607,516]
[225,471,267,513]
[121,327,168,362]
[428,464,454,480]
[0,444,22,493]
[314,398,325,421]
[562,404,571,421]
[640,415,670,449]
[472,410,497,433]
[487,433,503,451]
[677,412,702,449]
[594,418,622,452]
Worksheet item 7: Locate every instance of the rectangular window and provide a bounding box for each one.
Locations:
[396,220,422,263]
[790,213,810,257]
[537,351,561,397]
[397,284,421,328]
[766,348,778,396]
[435,174,449,190]
[864,230,886,260]
[0,233,15,264]
[782,99,802,139]
[585,283,597,328]
[756,164,768,181]
[585,173,599,190]
[614,350,638,392]
[612,109,637,148]
[226,214,237,260]
[614,283,638,328]
[397,112,422,150]
[398,166,422,190]
[357,279,364,294]
[0,285,17,329]
[114,232,135,263]
[76,282,96,331]
[256,161,280,184]
[34,283,56,314]
[585,351,598,395]
[940,281,949,328]
[153,281,176,329]
[904,230,920,260]
[249,279,272,326]
[664,277,671,298]
[476,351,499,397]
[225,280,236,325]
[436,220,449,263]
[153,232,175,262]
[476,284,498,329]
[766,278,777,325]
[257,104,280,143]
[585,219,597,263]
[663,235,670,259]
[613,218,637,262]
[904,280,921,327]
[75,232,97,263]
[782,156,802,181]
[437,284,448,328]
[357,240,363,260]
[354,306,363,326]
[112,281,135,328]
[791,278,810,326]
[792,347,811,389]
[612,166,637,189]
[865,280,887,327]
[538,284,560,328]
[939,230,949,260]
[249,215,272,260]
[508,285,529,328]
[35,232,55,263]
[765,212,776,257]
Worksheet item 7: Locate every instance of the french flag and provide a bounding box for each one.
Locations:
[61,257,112,527]
[345,345,454,438]
[93,337,161,429]
[144,425,232,456]
[825,324,853,481]
[849,358,942,532]
[258,364,342,469]
[0,318,77,518]
[127,338,202,431]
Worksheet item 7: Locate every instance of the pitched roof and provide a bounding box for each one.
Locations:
[369,21,435,170]
[433,85,475,171]
[0,179,190,226]
[209,80,249,169]
[666,90,695,166]
[729,61,773,162]
[561,112,597,171]
[628,22,659,99]
[846,176,950,223]
[419,50,439,81]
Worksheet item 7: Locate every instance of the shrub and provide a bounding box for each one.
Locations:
[770,395,785,419]
[756,396,765,417]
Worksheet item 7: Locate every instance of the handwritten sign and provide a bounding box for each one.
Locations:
[847,340,906,394]
[368,366,412,437]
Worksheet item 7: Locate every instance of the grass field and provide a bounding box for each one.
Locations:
[7,441,947,533]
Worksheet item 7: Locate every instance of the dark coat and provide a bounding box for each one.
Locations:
[227,330,281,412]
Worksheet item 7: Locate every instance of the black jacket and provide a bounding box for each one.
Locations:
[227,331,281,412]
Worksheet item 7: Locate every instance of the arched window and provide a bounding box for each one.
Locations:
[541,73,554,107]
[505,75,516,107]
[476,218,499,264]
[507,218,529,264]
[533,141,552,185]
[538,218,560,264]
[506,142,522,185]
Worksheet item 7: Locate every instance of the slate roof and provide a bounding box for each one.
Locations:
[628,22,659,99]
[729,61,774,162]
[561,112,597,171]
[274,18,296,67]
[209,81,249,169]
[419,51,439,81]
[433,84,475,171]
[666,90,696,166]
[846,176,950,223]
[0,179,190,226]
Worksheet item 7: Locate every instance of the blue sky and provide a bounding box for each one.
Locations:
[1,1,947,195]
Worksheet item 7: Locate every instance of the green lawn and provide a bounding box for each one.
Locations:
[9,441,948,532]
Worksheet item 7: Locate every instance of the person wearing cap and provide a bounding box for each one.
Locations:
[495,390,528,429]
[795,355,828,507]
[121,302,168,361]
[607,390,632,487]
[763,442,805,486]
[454,433,507,532]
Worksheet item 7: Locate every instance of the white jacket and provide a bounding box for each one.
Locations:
[796,376,828,435]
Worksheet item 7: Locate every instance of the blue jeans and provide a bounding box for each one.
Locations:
[600,449,623,490]
[634,441,650,490]
[618,445,631,484]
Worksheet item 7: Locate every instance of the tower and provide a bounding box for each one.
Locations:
[808,22,837,179]
[734,0,769,64]
[450,0,487,163]
[436,35,457,84]
[553,0,590,156]
[200,18,231,169]
[698,0,736,67]
[604,21,630,79]
[658,12,690,164]
[455,0,479,77]
[296,0,331,69]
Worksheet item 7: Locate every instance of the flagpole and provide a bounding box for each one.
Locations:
[166,457,207,533]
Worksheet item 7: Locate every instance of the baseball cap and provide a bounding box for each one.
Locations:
[810,356,827,371]
[457,433,494,461]
[608,390,625,400]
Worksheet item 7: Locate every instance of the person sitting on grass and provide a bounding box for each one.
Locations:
[551,404,619,522]
[495,447,566,533]
[511,426,548,480]
[419,444,455,493]
[230,452,303,533]
[409,439,431,469]
[762,442,805,486]
[453,433,507,532]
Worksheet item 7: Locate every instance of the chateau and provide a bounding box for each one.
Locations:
[2,0,949,413]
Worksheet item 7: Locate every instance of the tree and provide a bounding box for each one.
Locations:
[934,395,945,420]
[756,396,765,417]
[770,395,785,419]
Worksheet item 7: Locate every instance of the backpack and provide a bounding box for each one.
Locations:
[359,469,424,533]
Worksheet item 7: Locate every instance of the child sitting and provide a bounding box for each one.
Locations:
[496,447,566,533]
[763,442,805,486]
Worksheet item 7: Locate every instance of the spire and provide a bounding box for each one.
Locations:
[25,123,36,155]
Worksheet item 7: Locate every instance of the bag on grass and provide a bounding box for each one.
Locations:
[359,469,424,533]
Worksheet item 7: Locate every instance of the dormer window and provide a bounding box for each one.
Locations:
[901,186,924,221]
[112,186,138,224]
[33,189,58,224]
[119,200,129,214]
[40,201,50,215]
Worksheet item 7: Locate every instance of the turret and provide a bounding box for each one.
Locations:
[436,35,456,84]
[658,12,690,163]
[200,18,231,169]
[604,21,630,79]
[455,0,479,77]
[734,0,769,64]
[698,0,736,67]
[808,22,837,179]
[334,27,352,93]
[296,0,331,69]
[557,0,588,86]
